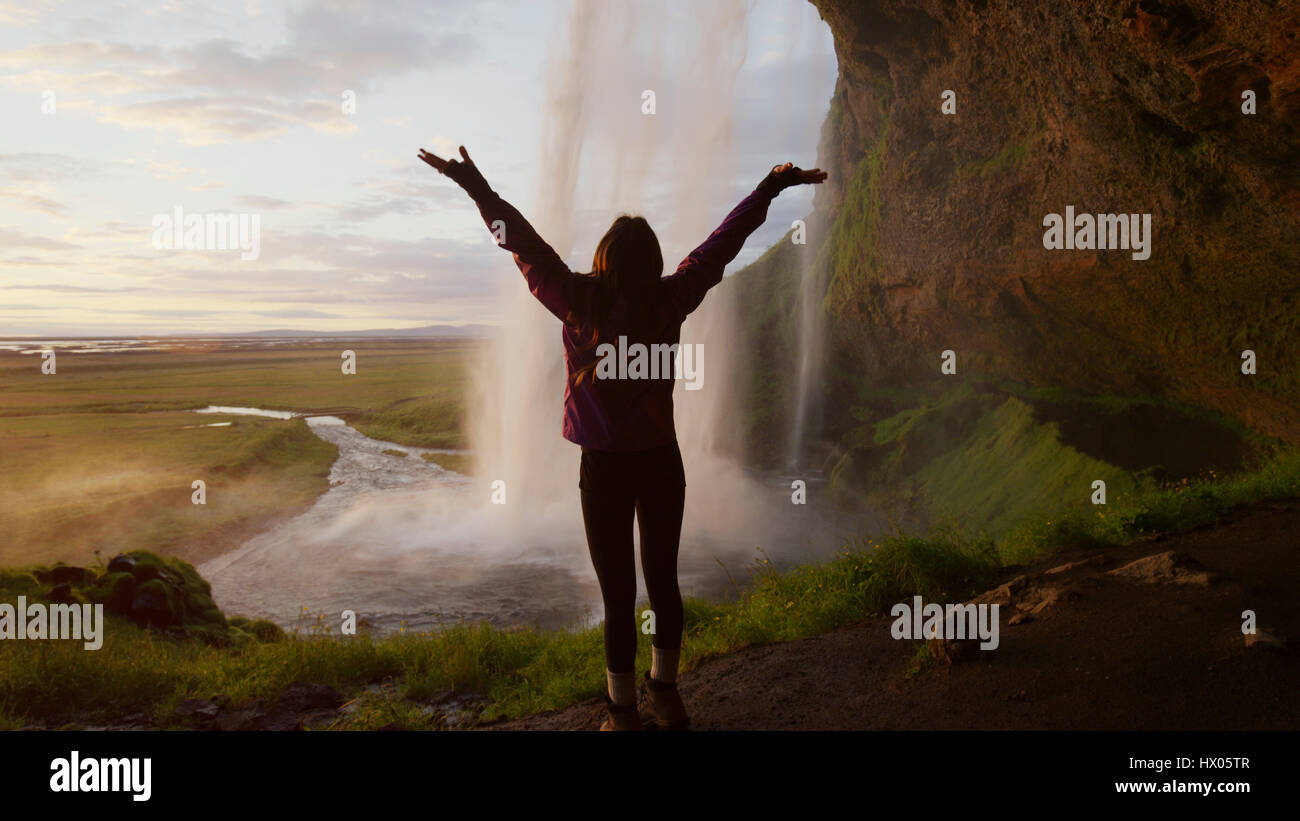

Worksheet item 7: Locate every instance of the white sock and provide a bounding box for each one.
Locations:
[607,670,636,706]
[651,647,679,684]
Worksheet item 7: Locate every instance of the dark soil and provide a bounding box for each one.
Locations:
[487,497,1300,730]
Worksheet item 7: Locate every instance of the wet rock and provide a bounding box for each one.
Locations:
[204,685,347,731]
[1108,551,1213,586]
[216,700,265,732]
[424,687,456,705]
[274,683,343,713]
[107,554,136,574]
[441,693,488,729]
[48,583,75,603]
[120,711,154,728]
[300,708,340,731]
[258,710,301,732]
[174,699,220,728]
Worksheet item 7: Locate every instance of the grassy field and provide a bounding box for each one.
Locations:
[0,412,336,568]
[0,339,472,421]
[0,340,472,567]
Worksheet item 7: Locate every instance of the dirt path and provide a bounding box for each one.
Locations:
[488,498,1300,730]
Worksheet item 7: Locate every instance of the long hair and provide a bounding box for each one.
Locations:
[571,214,664,385]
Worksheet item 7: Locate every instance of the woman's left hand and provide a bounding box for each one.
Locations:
[418,145,492,197]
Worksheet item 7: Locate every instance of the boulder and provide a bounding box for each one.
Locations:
[107,554,136,574]
[274,683,343,713]
[1108,551,1214,586]
[173,699,220,728]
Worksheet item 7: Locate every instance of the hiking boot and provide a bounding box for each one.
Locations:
[599,695,644,731]
[638,672,689,730]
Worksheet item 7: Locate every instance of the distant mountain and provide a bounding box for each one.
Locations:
[231,324,492,338]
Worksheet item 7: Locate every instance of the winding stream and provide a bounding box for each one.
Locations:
[198,409,871,635]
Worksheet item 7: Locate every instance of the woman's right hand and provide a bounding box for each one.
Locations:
[774,162,828,185]
[758,162,827,196]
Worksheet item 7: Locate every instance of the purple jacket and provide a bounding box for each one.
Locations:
[469,182,777,452]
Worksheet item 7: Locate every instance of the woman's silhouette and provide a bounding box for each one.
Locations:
[420,145,825,730]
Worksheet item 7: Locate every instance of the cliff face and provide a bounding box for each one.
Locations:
[803,0,1300,442]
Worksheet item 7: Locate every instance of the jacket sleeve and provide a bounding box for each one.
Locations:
[468,185,580,323]
[661,185,777,318]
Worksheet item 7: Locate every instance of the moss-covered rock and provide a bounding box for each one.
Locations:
[7,551,234,642]
[88,571,136,612]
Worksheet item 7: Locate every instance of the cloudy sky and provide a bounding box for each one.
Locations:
[0,0,836,336]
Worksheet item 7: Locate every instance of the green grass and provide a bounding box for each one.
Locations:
[4,445,1296,730]
[828,378,1269,541]
[0,413,336,567]
[419,452,473,475]
[908,396,1143,536]
[956,131,1037,179]
[354,396,465,449]
[996,446,1300,565]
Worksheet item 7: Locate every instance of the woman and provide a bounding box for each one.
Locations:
[419,145,826,730]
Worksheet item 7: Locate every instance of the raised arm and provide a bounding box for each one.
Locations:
[419,145,578,323]
[662,162,828,319]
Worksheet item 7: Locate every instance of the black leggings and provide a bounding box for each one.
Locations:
[579,440,686,674]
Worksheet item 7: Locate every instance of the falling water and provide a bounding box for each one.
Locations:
[786,228,825,470]
[780,5,831,472]
[470,0,756,526]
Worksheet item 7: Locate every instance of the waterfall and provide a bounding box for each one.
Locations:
[468,0,753,532]
[786,230,825,471]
